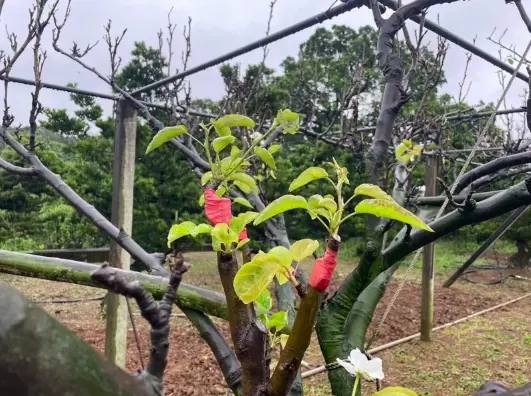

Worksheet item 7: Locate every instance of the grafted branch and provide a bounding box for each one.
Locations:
[268,237,340,396]
[218,252,268,396]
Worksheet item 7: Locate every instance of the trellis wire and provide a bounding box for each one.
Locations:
[364,37,531,351]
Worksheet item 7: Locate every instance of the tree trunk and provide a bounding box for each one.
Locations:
[511,240,530,268]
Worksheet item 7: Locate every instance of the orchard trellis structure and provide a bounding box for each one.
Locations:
[1,0,531,395]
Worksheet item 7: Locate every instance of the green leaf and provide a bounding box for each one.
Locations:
[145,125,188,154]
[268,144,281,154]
[233,252,282,303]
[211,223,239,252]
[508,58,514,65]
[267,311,288,332]
[213,114,256,136]
[167,221,196,247]
[236,238,250,250]
[280,334,289,349]
[216,186,227,197]
[276,268,291,285]
[234,197,253,208]
[373,387,418,396]
[230,145,241,160]
[229,172,258,193]
[354,184,393,201]
[318,197,337,213]
[354,199,434,232]
[268,246,294,268]
[201,171,213,186]
[230,211,258,234]
[275,109,300,135]
[213,136,236,153]
[233,180,252,194]
[308,194,324,211]
[288,167,328,192]
[255,147,276,170]
[395,139,423,163]
[328,157,349,185]
[190,223,212,237]
[219,156,234,173]
[314,208,331,221]
[253,195,308,225]
[199,193,205,207]
[290,239,319,262]
[255,289,272,316]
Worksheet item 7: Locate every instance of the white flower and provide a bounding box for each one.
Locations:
[336,349,384,381]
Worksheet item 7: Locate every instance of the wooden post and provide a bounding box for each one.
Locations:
[105,99,137,368]
[420,154,438,342]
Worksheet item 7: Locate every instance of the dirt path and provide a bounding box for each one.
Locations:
[1,267,530,395]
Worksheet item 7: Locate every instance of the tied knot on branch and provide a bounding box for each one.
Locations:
[437,177,477,213]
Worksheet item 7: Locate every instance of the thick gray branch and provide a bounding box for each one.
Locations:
[0,249,228,319]
[0,157,37,176]
[415,190,501,206]
[514,0,531,33]
[180,307,242,395]
[383,179,531,266]
[453,151,531,194]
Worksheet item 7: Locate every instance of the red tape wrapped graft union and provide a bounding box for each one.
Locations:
[204,188,247,241]
[309,248,338,292]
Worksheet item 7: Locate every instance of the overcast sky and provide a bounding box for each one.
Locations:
[0,0,528,129]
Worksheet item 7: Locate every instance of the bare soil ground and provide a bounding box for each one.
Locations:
[1,252,530,395]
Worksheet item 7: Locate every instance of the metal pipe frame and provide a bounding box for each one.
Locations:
[130,0,375,96]
[1,0,527,131]
[132,0,529,95]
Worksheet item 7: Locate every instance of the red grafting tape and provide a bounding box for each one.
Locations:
[204,188,247,241]
[205,188,232,225]
[309,248,338,292]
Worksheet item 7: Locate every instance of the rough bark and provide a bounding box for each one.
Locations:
[0,281,152,396]
[217,252,268,396]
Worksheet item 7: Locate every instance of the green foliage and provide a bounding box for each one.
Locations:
[167,212,256,254]
[145,125,188,154]
[233,239,318,303]
[289,167,328,192]
[354,199,434,232]
[256,161,431,237]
